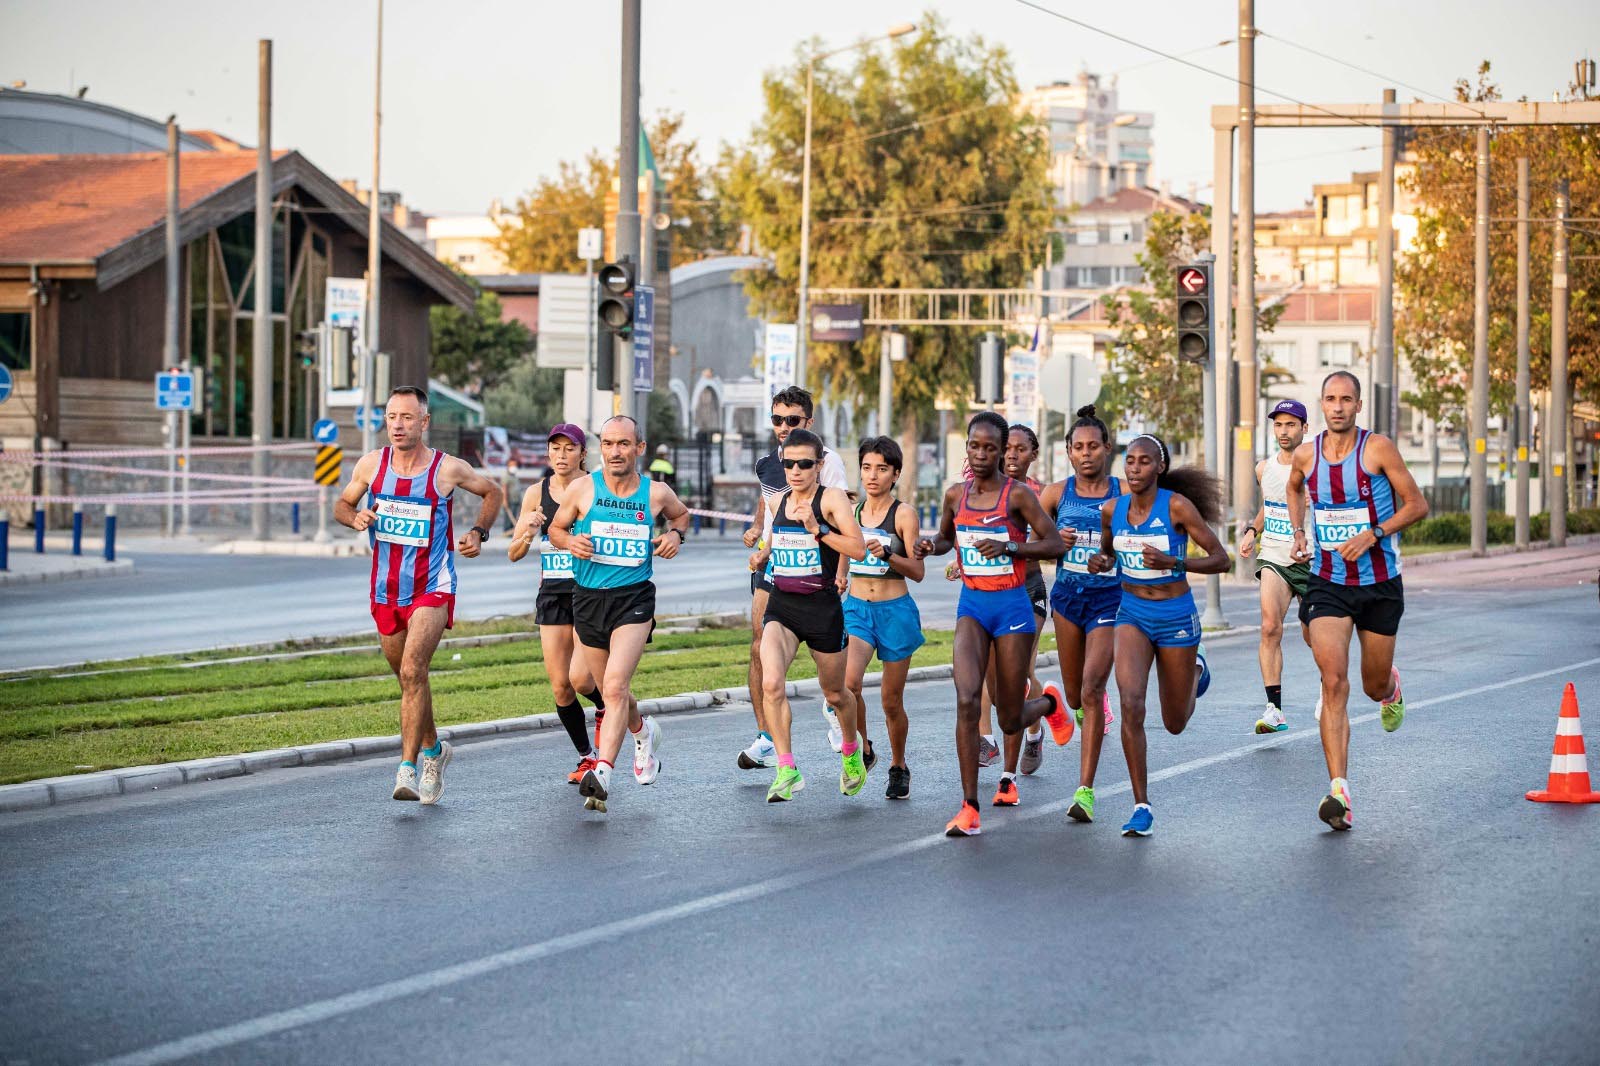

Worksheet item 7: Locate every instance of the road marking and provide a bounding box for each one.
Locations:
[90,655,1600,1066]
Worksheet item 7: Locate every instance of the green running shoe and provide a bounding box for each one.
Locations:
[1067,785,1096,823]
[767,765,805,803]
[839,751,867,796]
[1379,666,1404,732]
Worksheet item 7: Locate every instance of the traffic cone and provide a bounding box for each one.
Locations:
[1526,683,1600,804]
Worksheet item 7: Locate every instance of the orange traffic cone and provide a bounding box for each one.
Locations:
[1526,683,1600,804]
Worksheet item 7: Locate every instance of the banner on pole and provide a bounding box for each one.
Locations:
[764,323,797,398]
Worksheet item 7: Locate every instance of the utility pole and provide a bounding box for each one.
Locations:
[251,40,273,541]
[1375,88,1397,437]
[1514,157,1531,547]
[363,0,384,457]
[1231,0,1257,577]
[1551,178,1570,546]
[637,174,654,446]
[615,0,642,429]
[1197,249,1226,630]
[1468,127,1490,556]
[164,117,181,538]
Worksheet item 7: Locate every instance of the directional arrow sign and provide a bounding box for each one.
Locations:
[1178,267,1208,295]
[312,418,340,444]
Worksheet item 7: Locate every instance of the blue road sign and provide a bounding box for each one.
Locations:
[0,364,11,406]
[312,418,340,444]
[355,406,384,431]
[632,284,655,391]
[155,370,195,411]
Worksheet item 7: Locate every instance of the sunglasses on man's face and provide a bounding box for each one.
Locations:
[781,458,817,470]
[771,414,805,428]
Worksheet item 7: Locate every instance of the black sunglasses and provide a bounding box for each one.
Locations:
[771,414,805,428]
[781,458,817,470]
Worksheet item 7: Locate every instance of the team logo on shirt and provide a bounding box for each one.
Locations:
[1359,483,1371,499]
[636,510,647,521]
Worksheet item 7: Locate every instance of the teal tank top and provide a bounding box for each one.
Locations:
[574,471,654,589]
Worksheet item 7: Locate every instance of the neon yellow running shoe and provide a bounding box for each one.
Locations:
[839,751,866,796]
[1379,667,1404,732]
[767,765,805,803]
[1067,785,1095,823]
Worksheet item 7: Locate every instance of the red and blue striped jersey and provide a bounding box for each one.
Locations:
[1308,429,1401,587]
[367,447,457,606]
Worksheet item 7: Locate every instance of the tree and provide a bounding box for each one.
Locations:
[482,357,564,433]
[718,14,1057,419]
[1397,62,1600,428]
[428,278,534,397]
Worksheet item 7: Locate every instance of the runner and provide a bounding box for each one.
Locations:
[739,386,851,771]
[841,436,926,800]
[913,412,1068,838]
[1037,405,1123,822]
[747,429,867,801]
[1237,399,1313,734]
[1287,370,1428,831]
[335,385,504,804]
[508,423,612,783]
[547,415,692,813]
[1086,432,1228,837]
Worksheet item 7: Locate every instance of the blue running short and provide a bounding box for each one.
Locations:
[1050,580,1123,634]
[843,594,925,663]
[956,584,1037,638]
[1116,589,1201,648]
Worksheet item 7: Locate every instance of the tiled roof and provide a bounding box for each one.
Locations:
[1076,186,1204,215]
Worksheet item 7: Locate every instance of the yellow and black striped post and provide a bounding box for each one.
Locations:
[314,445,343,486]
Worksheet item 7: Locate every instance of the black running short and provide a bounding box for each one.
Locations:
[535,583,575,627]
[1299,574,1404,637]
[573,581,657,648]
[1026,570,1049,619]
[751,568,776,595]
[763,587,847,653]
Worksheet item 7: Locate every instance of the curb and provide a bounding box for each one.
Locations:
[0,652,1062,815]
[0,558,135,586]
[1401,531,1599,568]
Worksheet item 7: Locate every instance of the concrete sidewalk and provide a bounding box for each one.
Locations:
[0,546,133,585]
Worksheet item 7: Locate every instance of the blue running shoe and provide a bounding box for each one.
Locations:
[1121,804,1154,837]
[1195,643,1211,699]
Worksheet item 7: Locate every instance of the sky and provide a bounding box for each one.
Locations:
[3,0,1596,223]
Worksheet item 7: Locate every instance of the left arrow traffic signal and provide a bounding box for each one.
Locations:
[1175,263,1212,365]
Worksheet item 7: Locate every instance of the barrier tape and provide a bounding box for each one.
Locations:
[2,489,318,506]
[687,507,755,523]
[14,456,308,486]
[0,442,316,463]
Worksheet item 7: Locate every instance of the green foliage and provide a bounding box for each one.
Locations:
[1397,62,1600,425]
[481,357,564,433]
[1404,507,1600,544]
[718,14,1057,416]
[428,278,534,396]
[647,390,682,443]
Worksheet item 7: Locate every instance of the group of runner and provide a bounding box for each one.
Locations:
[336,369,1427,836]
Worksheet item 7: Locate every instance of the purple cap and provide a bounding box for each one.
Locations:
[1269,399,1308,422]
[548,423,586,447]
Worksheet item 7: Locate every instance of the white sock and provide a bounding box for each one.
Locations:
[1001,771,1016,783]
[1134,802,1151,812]
[1331,776,1350,796]
[982,734,996,746]
[1025,726,1042,740]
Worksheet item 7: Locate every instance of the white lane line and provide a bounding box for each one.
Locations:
[89,655,1600,1066]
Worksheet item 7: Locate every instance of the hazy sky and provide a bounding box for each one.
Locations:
[3,0,1595,221]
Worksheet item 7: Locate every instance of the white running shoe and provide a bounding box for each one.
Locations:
[1255,705,1288,734]
[825,706,843,753]
[738,734,775,770]
[633,716,662,785]
[392,763,420,801]
[580,762,611,811]
[418,741,452,805]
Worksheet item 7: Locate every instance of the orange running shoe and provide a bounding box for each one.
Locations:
[992,777,1019,807]
[1042,683,1075,746]
[945,803,982,837]
[567,755,597,784]
[592,709,605,751]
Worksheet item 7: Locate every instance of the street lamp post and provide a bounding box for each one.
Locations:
[795,22,916,392]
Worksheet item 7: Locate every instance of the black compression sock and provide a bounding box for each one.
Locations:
[580,687,606,710]
[555,700,592,756]
[1266,685,1282,710]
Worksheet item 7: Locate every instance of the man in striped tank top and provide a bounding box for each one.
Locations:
[337,386,505,805]
[1286,371,1429,831]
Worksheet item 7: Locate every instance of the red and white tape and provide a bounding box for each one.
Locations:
[16,456,308,486]
[0,442,316,463]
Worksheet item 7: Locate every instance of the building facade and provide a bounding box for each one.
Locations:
[1019,72,1154,209]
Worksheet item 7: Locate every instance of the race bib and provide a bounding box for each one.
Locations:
[1059,527,1104,575]
[770,528,823,577]
[1262,501,1295,544]
[373,494,432,547]
[1113,532,1172,581]
[1313,505,1369,552]
[539,539,575,582]
[849,527,892,576]
[589,519,651,567]
[956,525,1011,577]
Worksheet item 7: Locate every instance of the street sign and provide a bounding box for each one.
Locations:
[577,227,604,261]
[1178,267,1208,295]
[355,406,384,432]
[314,445,343,486]
[0,364,11,405]
[154,370,196,410]
[764,323,797,398]
[632,283,655,391]
[312,418,340,444]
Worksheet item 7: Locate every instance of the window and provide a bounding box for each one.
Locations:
[1259,340,1296,369]
[457,253,476,265]
[1318,341,1359,368]
[0,312,29,371]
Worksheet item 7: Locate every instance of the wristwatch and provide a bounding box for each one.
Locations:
[1003,541,1019,556]
[470,525,491,542]
[669,528,686,543]
[1371,524,1388,542]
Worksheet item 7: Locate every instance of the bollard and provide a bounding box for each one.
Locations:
[0,518,8,571]
[34,508,45,553]
[292,502,301,535]
[719,517,727,536]
[692,512,702,535]
[104,504,117,563]
[72,503,83,556]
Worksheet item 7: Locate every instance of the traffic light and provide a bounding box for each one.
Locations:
[597,257,636,338]
[1175,263,1212,365]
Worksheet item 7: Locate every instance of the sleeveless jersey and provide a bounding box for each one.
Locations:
[1308,429,1401,586]
[368,447,456,606]
[537,477,575,588]
[954,478,1026,592]
[1111,488,1188,587]
[573,471,654,589]
[767,489,837,595]
[849,498,906,580]
[1257,453,1301,568]
[1054,475,1122,589]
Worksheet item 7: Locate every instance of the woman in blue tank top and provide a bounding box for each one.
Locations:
[1037,405,1123,821]
[1086,433,1229,837]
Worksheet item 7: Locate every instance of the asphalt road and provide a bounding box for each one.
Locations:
[3,570,1598,1065]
